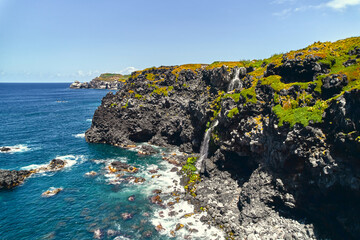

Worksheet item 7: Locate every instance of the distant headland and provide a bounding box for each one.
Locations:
[70,73,130,90]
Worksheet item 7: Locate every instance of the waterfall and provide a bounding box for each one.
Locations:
[196,120,219,171]
[227,68,241,92]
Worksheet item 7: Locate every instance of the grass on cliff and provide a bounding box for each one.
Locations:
[96,73,130,82]
[273,100,328,127]
[119,36,360,128]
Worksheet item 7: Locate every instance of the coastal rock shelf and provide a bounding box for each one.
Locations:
[86,37,360,239]
[70,73,128,90]
[0,158,74,189]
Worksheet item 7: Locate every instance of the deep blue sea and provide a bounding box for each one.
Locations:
[0,83,223,240]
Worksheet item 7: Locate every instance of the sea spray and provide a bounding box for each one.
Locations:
[227,68,241,92]
[196,120,219,171]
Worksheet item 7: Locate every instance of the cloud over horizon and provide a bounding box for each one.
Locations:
[273,0,360,17]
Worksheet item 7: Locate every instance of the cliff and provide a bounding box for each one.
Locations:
[70,73,129,90]
[86,37,360,239]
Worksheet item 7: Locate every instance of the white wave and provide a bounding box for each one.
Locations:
[113,237,131,240]
[56,154,85,167]
[21,163,48,170]
[73,133,85,138]
[86,119,92,122]
[0,144,32,154]
[151,199,225,240]
[21,155,85,173]
[143,150,225,239]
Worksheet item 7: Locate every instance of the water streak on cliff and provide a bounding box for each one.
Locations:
[196,120,219,171]
[227,68,241,92]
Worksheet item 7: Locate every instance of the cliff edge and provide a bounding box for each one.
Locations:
[86,37,360,239]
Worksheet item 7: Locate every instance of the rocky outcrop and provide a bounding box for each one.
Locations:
[0,158,72,190]
[86,37,360,239]
[0,170,32,189]
[0,147,11,152]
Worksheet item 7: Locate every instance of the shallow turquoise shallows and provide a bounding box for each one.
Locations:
[0,83,173,240]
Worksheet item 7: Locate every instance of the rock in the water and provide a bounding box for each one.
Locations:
[138,145,159,155]
[128,195,135,201]
[109,161,138,173]
[121,212,133,220]
[41,188,63,197]
[85,171,97,176]
[0,170,32,189]
[0,147,11,152]
[48,159,66,170]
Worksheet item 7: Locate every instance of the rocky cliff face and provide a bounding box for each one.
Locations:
[86,37,360,239]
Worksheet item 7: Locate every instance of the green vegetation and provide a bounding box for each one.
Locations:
[273,100,328,127]
[227,107,239,118]
[182,157,201,197]
[182,157,197,173]
[134,94,143,99]
[121,101,129,109]
[224,92,241,102]
[146,73,155,81]
[261,75,311,92]
[152,86,173,96]
[171,64,206,79]
[96,73,130,82]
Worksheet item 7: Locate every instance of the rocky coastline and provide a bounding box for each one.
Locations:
[86,37,360,239]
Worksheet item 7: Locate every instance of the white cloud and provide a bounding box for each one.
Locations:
[325,0,360,10]
[273,8,293,17]
[119,66,137,75]
[272,0,296,4]
[76,70,100,77]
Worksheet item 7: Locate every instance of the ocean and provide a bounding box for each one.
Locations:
[0,83,224,240]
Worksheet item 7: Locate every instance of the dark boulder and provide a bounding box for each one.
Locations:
[138,145,159,155]
[48,159,66,170]
[0,170,32,189]
[343,59,357,67]
[321,74,348,99]
[0,147,11,152]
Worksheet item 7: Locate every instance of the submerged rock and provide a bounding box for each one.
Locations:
[121,212,133,220]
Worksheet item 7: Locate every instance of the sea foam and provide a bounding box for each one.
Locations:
[73,133,85,138]
[0,144,32,154]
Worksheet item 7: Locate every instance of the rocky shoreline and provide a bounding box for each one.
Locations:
[86,37,360,239]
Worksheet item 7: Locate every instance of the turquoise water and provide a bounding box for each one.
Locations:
[0,83,224,240]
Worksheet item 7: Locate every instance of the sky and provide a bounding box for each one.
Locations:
[0,0,360,82]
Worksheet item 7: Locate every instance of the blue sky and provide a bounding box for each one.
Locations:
[0,0,359,82]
